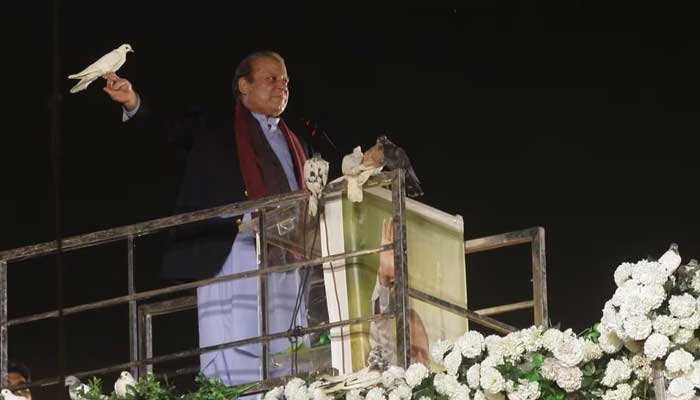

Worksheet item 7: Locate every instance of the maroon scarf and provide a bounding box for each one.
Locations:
[234,100,307,199]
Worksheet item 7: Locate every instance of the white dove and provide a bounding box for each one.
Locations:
[65,376,89,400]
[68,44,134,94]
[303,153,329,217]
[338,146,383,202]
[114,371,136,398]
[659,242,682,276]
[0,389,28,400]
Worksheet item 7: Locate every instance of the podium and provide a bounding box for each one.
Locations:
[255,176,468,377]
[320,186,468,373]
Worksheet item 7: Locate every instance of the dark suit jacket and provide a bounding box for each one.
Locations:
[129,99,309,281]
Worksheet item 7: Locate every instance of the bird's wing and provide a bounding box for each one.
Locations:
[69,50,123,78]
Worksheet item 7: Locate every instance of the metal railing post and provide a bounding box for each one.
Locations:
[258,209,269,380]
[391,169,410,368]
[127,235,139,378]
[0,260,7,388]
[531,228,548,327]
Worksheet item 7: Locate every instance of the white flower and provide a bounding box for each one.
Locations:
[432,340,453,363]
[666,349,695,374]
[284,378,307,399]
[485,335,506,359]
[622,315,652,341]
[667,377,695,400]
[602,383,633,400]
[434,374,463,397]
[631,354,652,380]
[366,387,386,400]
[539,357,562,381]
[599,326,624,354]
[673,328,695,345]
[580,339,604,362]
[601,359,632,387]
[555,366,583,393]
[502,332,526,361]
[638,284,666,312]
[387,384,412,400]
[680,313,700,330]
[485,392,506,400]
[615,262,634,286]
[264,387,284,400]
[630,260,668,286]
[653,315,680,336]
[444,349,463,376]
[506,380,540,400]
[456,331,486,358]
[670,294,697,318]
[467,363,481,389]
[405,363,429,388]
[480,366,506,394]
[450,384,470,400]
[346,389,363,400]
[482,355,504,368]
[519,326,544,352]
[611,282,635,309]
[474,390,487,400]
[683,360,700,388]
[541,329,563,352]
[602,301,623,333]
[644,333,670,359]
[552,329,584,367]
[382,366,406,388]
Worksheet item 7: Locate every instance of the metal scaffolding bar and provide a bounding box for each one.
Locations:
[7,244,392,327]
[20,311,395,389]
[408,288,517,334]
[0,191,310,263]
[127,235,139,379]
[463,226,548,328]
[258,209,269,379]
[0,260,7,388]
[391,169,410,368]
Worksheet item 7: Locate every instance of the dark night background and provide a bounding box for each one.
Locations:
[2,2,700,398]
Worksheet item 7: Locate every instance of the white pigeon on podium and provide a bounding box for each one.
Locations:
[0,389,28,400]
[303,153,329,217]
[68,44,134,93]
[65,376,89,400]
[114,371,136,398]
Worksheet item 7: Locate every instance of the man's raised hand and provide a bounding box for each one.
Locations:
[103,73,139,111]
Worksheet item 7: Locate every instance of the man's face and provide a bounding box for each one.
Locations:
[239,57,289,117]
[8,372,31,400]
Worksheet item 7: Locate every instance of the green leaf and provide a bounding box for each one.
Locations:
[532,353,544,367]
[525,371,541,382]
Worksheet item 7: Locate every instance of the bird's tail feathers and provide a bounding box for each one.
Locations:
[70,78,95,93]
[68,68,95,79]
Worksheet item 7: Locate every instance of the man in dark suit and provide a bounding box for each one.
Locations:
[104,51,311,385]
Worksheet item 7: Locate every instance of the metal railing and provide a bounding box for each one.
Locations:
[0,171,413,393]
[0,169,548,395]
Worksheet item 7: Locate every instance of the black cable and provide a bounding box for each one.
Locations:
[286,200,321,374]
[49,0,66,397]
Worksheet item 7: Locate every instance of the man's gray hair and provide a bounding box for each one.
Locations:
[233,51,285,98]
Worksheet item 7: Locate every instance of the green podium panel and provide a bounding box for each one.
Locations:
[321,186,467,372]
